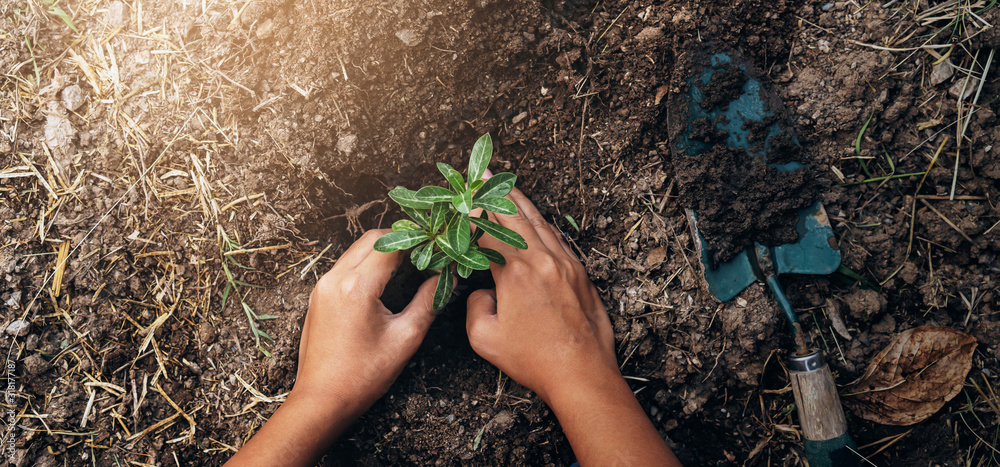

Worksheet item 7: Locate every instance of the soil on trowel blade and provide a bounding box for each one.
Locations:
[670,58,819,263]
[674,145,818,264]
[698,66,747,111]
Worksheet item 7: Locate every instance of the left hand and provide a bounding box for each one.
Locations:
[292,228,441,415]
[226,230,441,467]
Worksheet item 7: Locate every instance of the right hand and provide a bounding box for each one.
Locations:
[465,188,619,403]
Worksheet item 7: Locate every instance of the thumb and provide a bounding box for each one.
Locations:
[465,289,498,354]
[397,274,441,341]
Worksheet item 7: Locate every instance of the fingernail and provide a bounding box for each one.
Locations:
[482,168,493,180]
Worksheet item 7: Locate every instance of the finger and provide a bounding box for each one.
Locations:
[465,289,498,355]
[394,274,442,345]
[506,188,565,253]
[477,187,546,251]
[548,224,578,260]
[339,229,393,268]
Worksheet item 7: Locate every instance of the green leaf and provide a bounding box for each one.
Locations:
[430,202,448,232]
[477,247,506,265]
[452,190,473,214]
[473,197,517,215]
[470,211,488,243]
[437,163,466,193]
[402,206,430,228]
[456,262,473,279]
[222,260,233,280]
[389,186,433,209]
[470,217,527,249]
[373,231,429,252]
[411,242,433,270]
[432,266,453,311]
[468,133,492,183]
[221,282,232,311]
[474,172,516,200]
[471,225,485,244]
[457,248,490,270]
[470,179,485,191]
[435,235,461,259]
[416,186,456,202]
[447,214,471,255]
[243,302,259,319]
[392,219,423,231]
[564,215,580,232]
[257,314,279,320]
[227,255,254,270]
[427,251,453,270]
[48,6,79,34]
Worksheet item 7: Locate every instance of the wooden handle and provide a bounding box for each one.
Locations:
[789,352,848,442]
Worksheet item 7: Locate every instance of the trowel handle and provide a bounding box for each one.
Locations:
[788,351,859,467]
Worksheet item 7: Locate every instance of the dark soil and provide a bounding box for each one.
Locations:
[698,66,748,111]
[3,0,1000,466]
[674,144,818,264]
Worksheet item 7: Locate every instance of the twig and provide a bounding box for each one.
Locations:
[882,137,947,285]
[952,49,981,199]
[918,198,974,242]
[300,244,333,279]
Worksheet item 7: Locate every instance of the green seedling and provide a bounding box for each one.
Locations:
[834,265,881,291]
[219,228,275,356]
[855,114,874,178]
[44,0,78,34]
[563,215,580,232]
[375,133,526,310]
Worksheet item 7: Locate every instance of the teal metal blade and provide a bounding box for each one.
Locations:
[697,236,757,303]
[675,49,841,302]
[773,202,841,276]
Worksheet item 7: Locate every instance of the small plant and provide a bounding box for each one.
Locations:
[219,227,276,356]
[374,133,526,310]
[44,0,79,34]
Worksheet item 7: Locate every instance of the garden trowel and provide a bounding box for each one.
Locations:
[668,46,859,467]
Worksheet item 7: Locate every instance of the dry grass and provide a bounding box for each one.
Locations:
[1,1,327,463]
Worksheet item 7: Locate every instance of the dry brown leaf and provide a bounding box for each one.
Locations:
[844,325,976,426]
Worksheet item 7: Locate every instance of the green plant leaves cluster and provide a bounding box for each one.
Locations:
[374,133,526,310]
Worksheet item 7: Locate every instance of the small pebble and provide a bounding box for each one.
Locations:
[105,1,128,28]
[821,3,835,11]
[4,319,30,337]
[395,29,422,47]
[61,85,86,112]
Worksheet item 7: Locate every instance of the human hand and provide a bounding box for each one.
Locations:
[464,189,679,466]
[292,229,441,414]
[225,230,442,467]
[464,188,618,403]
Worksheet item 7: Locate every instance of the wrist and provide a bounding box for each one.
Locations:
[539,364,631,413]
[227,387,368,466]
[283,385,370,439]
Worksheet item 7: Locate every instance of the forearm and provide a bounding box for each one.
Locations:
[545,371,680,467]
[225,391,366,466]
